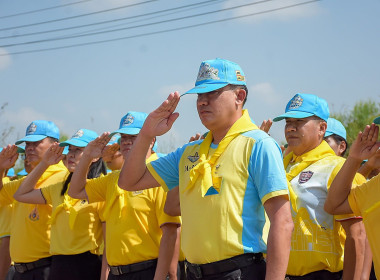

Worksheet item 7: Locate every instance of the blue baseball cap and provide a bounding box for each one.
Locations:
[62,146,69,155]
[325,118,347,140]
[6,168,15,177]
[110,111,148,136]
[60,129,98,147]
[183,58,246,95]
[17,169,28,176]
[374,116,380,124]
[107,134,120,146]
[15,120,60,145]
[273,93,329,122]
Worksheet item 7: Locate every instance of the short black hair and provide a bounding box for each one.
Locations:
[229,84,248,106]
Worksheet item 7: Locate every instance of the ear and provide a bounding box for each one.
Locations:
[235,88,246,106]
[319,121,328,137]
[338,141,347,155]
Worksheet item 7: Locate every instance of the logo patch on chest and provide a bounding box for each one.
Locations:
[298,171,314,184]
[187,152,199,163]
[29,207,40,221]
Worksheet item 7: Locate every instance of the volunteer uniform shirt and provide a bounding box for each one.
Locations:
[148,129,289,264]
[0,162,68,263]
[348,174,380,279]
[85,153,180,266]
[284,141,365,276]
[41,182,104,256]
[0,177,12,238]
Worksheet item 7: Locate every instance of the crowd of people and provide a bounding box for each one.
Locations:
[0,58,379,280]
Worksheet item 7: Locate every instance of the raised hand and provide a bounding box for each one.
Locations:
[83,132,111,159]
[0,145,19,170]
[41,143,64,166]
[102,143,119,162]
[260,119,273,134]
[349,123,380,161]
[141,92,180,138]
[189,133,206,143]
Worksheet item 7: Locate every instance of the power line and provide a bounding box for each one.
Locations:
[0,0,221,40]
[0,0,157,32]
[1,0,275,48]
[0,0,93,20]
[0,0,321,57]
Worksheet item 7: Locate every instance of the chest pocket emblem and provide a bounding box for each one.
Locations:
[29,207,40,221]
[187,152,199,163]
[299,171,314,184]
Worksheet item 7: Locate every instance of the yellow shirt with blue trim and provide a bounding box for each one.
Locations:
[0,177,12,238]
[85,153,181,266]
[284,141,365,276]
[348,174,380,279]
[40,181,104,256]
[147,129,289,264]
[0,162,68,263]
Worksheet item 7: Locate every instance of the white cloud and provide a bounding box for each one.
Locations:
[223,0,322,23]
[0,48,12,71]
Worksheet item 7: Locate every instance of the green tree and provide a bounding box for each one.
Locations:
[331,99,380,147]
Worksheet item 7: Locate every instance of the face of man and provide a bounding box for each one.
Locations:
[196,85,244,133]
[25,138,54,168]
[119,134,138,159]
[285,116,327,156]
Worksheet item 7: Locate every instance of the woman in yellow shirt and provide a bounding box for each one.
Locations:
[14,129,107,280]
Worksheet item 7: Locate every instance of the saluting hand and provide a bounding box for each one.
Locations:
[0,145,19,170]
[41,143,64,166]
[349,123,380,162]
[141,91,180,138]
[260,119,273,134]
[102,142,119,162]
[83,132,111,159]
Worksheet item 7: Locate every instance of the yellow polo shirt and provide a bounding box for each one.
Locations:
[0,177,12,238]
[85,153,181,266]
[348,174,380,279]
[284,141,366,276]
[0,162,68,263]
[41,182,104,256]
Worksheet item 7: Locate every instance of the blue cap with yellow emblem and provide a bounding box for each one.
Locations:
[15,120,60,145]
[110,111,148,136]
[183,58,246,95]
[60,129,98,147]
[325,118,347,140]
[273,93,329,122]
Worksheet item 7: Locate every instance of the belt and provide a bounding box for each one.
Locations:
[186,253,263,279]
[109,259,157,276]
[286,270,343,280]
[14,257,52,274]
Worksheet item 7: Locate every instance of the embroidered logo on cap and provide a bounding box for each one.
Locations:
[188,152,200,163]
[236,70,245,81]
[299,171,314,184]
[27,123,37,135]
[72,130,84,138]
[289,95,303,109]
[197,63,220,82]
[122,114,134,127]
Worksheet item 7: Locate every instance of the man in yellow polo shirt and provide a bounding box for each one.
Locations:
[0,120,68,280]
[69,112,181,280]
[117,58,293,279]
[273,94,367,279]
[325,118,380,279]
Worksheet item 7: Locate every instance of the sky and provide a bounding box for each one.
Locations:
[0,0,379,152]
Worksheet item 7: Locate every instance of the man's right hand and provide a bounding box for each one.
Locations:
[0,145,18,170]
[349,124,380,162]
[83,132,111,159]
[141,91,180,138]
[41,143,64,166]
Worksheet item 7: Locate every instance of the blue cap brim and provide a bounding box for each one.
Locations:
[15,135,47,145]
[60,139,88,147]
[183,82,229,95]
[374,116,380,124]
[17,169,28,176]
[110,127,141,137]
[324,131,333,137]
[17,146,25,153]
[273,112,314,122]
